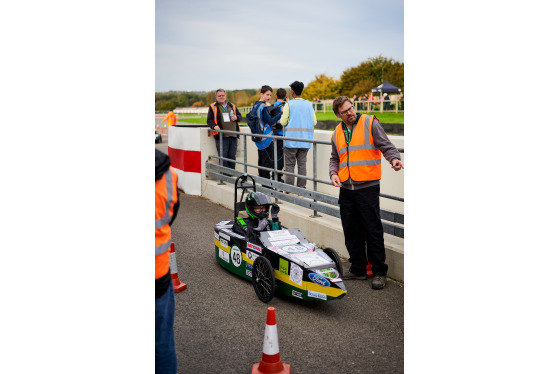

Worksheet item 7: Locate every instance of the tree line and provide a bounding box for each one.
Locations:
[155,55,403,111]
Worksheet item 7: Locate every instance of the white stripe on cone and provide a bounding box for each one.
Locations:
[262,324,279,355]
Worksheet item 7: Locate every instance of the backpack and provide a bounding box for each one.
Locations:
[267,103,284,133]
[246,102,266,142]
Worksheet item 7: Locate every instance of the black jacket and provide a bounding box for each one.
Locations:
[206,101,243,139]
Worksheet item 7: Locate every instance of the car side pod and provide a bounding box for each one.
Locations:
[169,242,187,293]
[252,307,291,374]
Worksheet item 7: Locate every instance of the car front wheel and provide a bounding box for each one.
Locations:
[252,256,275,303]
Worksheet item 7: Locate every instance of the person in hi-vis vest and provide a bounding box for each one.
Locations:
[329,96,403,290]
[206,89,242,176]
[155,149,180,374]
[279,81,317,189]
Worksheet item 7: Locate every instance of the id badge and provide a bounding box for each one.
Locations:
[222,113,231,122]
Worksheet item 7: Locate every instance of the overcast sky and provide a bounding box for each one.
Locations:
[155,0,403,92]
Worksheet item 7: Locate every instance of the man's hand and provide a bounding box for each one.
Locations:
[391,159,404,171]
[330,174,341,187]
[270,203,280,218]
[231,114,237,121]
[213,125,220,131]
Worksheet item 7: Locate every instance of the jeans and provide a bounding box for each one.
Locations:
[339,184,388,276]
[155,281,177,374]
[214,137,238,174]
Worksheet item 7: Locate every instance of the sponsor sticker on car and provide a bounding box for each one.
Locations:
[289,263,303,286]
[245,250,259,261]
[218,248,229,263]
[292,290,303,299]
[247,242,262,254]
[219,232,230,241]
[308,273,331,287]
[308,290,327,300]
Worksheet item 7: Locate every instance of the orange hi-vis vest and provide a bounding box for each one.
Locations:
[155,167,178,279]
[332,114,382,183]
[209,102,237,135]
[164,111,177,126]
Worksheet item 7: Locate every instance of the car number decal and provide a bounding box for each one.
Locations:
[230,246,242,267]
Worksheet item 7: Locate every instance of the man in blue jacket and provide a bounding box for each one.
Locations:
[252,85,283,182]
[279,81,317,189]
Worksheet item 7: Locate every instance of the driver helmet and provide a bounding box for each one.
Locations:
[245,192,272,220]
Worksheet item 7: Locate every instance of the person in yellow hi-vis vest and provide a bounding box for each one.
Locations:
[329,96,403,290]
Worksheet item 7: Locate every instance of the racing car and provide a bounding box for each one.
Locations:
[214,174,347,302]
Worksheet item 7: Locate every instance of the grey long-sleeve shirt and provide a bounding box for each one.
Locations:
[329,113,401,190]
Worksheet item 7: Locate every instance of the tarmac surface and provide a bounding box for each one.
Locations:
[168,188,404,373]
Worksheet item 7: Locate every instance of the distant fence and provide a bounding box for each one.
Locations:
[170,98,404,116]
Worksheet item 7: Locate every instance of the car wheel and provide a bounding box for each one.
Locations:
[323,247,343,278]
[252,256,275,303]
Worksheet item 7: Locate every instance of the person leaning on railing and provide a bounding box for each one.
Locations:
[329,96,404,290]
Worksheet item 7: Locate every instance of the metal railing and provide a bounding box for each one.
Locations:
[206,128,404,238]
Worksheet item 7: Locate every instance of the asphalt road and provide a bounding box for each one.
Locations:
[164,162,404,373]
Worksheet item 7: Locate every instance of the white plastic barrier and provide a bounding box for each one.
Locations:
[167,126,202,196]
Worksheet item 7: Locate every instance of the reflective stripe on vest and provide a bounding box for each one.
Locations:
[334,115,382,182]
[155,167,178,279]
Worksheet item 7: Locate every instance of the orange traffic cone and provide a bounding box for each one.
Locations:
[252,307,291,374]
[169,242,187,293]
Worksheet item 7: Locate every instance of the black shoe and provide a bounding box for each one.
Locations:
[343,271,367,280]
[371,275,386,289]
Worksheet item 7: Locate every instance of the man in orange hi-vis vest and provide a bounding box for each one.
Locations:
[162,110,177,127]
[329,96,403,290]
[155,149,180,373]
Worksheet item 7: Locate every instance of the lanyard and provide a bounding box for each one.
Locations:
[220,103,228,112]
[342,122,353,145]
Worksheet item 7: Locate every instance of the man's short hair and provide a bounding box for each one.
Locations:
[216,88,226,95]
[260,85,273,94]
[276,88,287,100]
[289,81,304,96]
[332,96,353,115]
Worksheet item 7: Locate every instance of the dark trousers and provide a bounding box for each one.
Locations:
[258,141,279,180]
[339,184,388,276]
[215,137,238,174]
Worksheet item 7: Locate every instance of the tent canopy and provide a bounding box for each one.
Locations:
[371,81,402,93]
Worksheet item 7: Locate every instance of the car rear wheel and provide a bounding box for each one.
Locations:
[252,256,275,303]
[323,247,343,278]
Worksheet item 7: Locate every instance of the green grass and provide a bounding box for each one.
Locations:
[178,111,404,125]
[315,111,404,123]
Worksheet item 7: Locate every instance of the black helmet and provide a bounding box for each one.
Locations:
[245,192,272,220]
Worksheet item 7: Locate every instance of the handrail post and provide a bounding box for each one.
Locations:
[218,131,225,185]
[273,137,278,203]
[311,142,321,218]
[243,134,247,174]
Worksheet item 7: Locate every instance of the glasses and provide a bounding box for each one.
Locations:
[339,106,355,116]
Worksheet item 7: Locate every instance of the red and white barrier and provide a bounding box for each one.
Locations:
[167,126,202,196]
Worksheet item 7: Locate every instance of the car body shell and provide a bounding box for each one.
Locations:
[214,220,347,301]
